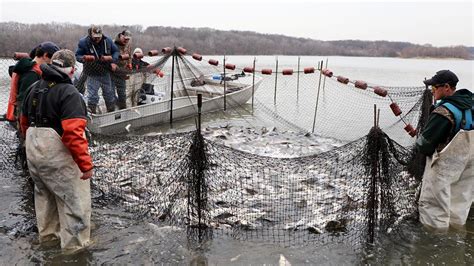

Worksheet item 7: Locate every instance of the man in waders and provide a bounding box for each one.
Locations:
[20,49,93,250]
[416,70,473,232]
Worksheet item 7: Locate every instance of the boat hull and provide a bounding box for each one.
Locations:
[87,75,262,134]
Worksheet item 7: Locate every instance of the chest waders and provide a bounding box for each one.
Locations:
[418,130,474,230]
[25,81,91,250]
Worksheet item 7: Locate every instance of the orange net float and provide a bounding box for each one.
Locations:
[282,69,293,75]
[336,76,349,84]
[243,67,254,73]
[225,63,236,70]
[322,69,333,77]
[192,53,202,61]
[261,69,272,75]
[354,80,368,90]
[13,52,30,60]
[177,47,187,55]
[208,59,219,66]
[83,55,95,62]
[100,55,113,62]
[303,67,315,74]
[148,50,159,56]
[390,102,402,116]
[373,86,388,97]
[133,52,144,59]
[162,47,172,54]
[119,54,130,60]
[154,68,164,77]
[404,124,417,137]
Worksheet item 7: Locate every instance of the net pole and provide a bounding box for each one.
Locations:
[169,48,176,125]
[197,94,202,132]
[223,56,227,111]
[296,56,300,99]
[368,105,379,246]
[274,57,278,104]
[312,60,323,133]
[251,57,256,112]
[322,58,329,91]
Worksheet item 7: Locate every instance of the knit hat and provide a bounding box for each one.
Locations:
[133,48,143,55]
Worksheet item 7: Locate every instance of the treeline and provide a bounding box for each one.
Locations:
[0,22,472,59]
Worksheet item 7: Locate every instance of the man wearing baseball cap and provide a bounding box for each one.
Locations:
[21,49,93,250]
[5,41,60,123]
[76,25,119,113]
[417,69,473,232]
[112,29,133,109]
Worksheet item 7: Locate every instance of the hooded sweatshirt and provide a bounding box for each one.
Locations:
[5,58,42,121]
[14,58,42,104]
[417,88,473,156]
[20,64,93,173]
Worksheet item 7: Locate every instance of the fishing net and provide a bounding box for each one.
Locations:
[0,49,431,250]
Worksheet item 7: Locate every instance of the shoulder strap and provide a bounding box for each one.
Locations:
[441,102,472,132]
[464,108,472,130]
[29,80,54,127]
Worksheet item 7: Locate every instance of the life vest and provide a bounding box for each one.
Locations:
[5,64,42,122]
[437,102,473,133]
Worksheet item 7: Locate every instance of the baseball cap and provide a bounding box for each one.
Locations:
[90,25,103,38]
[39,41,60,56]
[424,70,459,87]
[121,29,132,40]
[51,49,76,68]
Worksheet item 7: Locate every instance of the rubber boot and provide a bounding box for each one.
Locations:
[87,104,97,114]
[117,101,127,110]
[106,103,116,113]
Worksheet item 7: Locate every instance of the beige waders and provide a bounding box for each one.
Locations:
[419,130,474,230]
[25,127,91,250]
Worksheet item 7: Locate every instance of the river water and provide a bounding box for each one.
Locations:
[0,56,472,264]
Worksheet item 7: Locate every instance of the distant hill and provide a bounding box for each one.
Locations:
[0,22,471,59]
[468,47,474,58]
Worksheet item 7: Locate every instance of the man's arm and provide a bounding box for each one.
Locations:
[416,112,452,156]
[75,38,89,63]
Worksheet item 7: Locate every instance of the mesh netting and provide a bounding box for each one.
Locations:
[0,50,430,250]
[88,126,419,248]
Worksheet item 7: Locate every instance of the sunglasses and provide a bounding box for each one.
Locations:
[431,84,446,90]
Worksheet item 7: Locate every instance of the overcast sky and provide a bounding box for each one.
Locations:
[0,0,472,47]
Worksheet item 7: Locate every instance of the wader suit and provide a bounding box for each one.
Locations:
[416,88,473,230]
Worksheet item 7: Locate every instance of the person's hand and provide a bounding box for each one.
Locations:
[81,169,93,180]
[83,55,95,62]
[110,63,118,72]
[126,63,133,70]
[100,55,113,62]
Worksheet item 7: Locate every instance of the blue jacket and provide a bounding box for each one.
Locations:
[75,35,119,63]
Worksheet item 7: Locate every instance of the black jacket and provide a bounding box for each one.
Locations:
[21,64,93,172]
